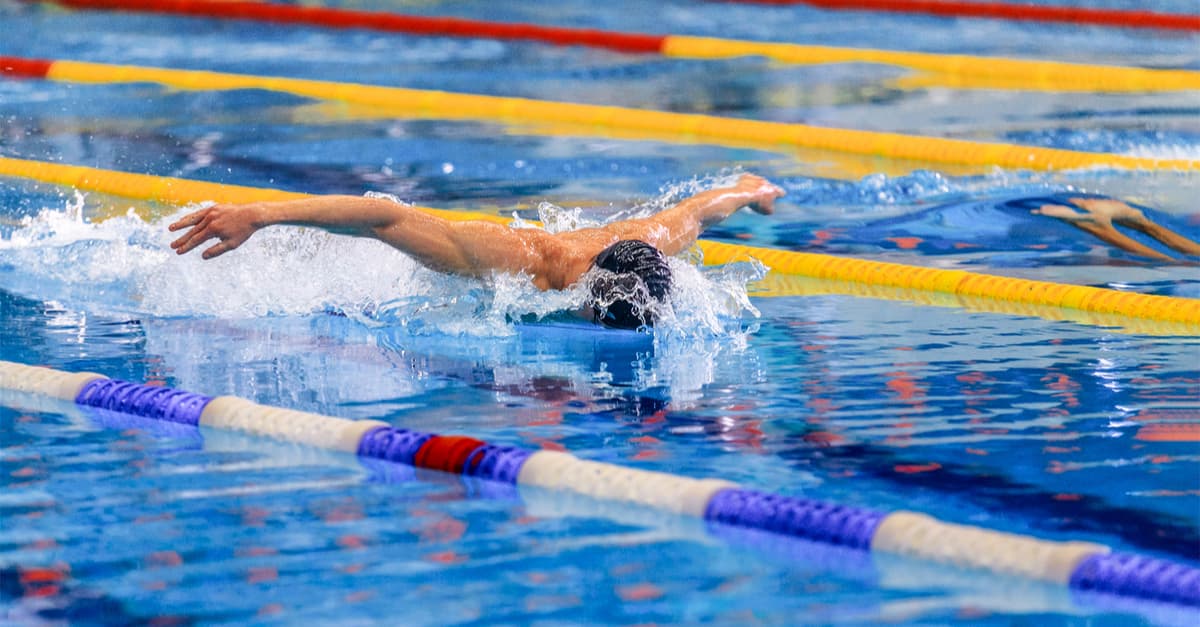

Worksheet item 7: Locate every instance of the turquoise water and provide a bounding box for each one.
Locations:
[2,1,1199,624]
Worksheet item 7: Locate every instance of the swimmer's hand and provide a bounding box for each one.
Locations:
[1032,198,1176,261]
[1033,197,1200,259]
[1031,197,1145,225]
[169,203,264,259]
[732,173,784,215]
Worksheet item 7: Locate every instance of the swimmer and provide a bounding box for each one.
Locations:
[778,192,1200,262]
[169,173,785,329]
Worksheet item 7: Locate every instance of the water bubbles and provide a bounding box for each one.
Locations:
[363,191,409,206]
[534,201,588,233]
[1005,128,1200,161]
[782,169,963,211]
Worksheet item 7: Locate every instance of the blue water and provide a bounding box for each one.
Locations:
[2,1,1199,624]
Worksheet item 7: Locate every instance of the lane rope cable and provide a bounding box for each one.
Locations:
[719,0,1200,31]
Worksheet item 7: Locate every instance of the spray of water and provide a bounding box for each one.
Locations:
[0,193,429,318]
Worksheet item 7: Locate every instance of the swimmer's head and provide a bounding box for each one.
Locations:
[589,240,672,330]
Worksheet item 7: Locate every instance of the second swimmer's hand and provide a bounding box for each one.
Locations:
[169,203,264,259]
[734,173,785,215]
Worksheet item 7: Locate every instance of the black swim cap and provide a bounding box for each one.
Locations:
[590,240,672,330]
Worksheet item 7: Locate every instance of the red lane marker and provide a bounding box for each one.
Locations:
[0,55,53,78]
[722,0,1200,31]
[53,0,668,53]
[413,436,487,474]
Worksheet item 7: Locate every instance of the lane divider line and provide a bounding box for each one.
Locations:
[659,36,1200,93]
[755,274,1199,337]
[722,0,1200,31]
[1,56,1196,174]
[54,0,668,53]
[41,0,1200,93]
[1,155,1197,326]
[1,359,1196,606]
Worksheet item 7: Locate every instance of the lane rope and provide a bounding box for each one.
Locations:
[1,360,1196,606]
[756,274,1200,337]
[1,155,1196,326]
[54,0,665,53]
[1,56,1196,173]
[38,0,1200,93]
[720,0,1200,31]
[659,36,1200,94]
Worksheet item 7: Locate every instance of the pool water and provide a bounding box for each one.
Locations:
[1,0,1198,624]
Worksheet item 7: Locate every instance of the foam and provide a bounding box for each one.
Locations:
[1124,143,1200,162]
[0,196,427,317]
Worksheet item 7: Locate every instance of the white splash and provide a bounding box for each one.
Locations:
[1123,143,1200,161]
[0,195,428,318]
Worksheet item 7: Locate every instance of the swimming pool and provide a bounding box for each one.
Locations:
[1,0,1198,623]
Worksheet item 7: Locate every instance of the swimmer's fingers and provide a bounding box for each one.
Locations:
[171,204,262,258]
[202,240,236,260]
[168,206,215,232]
[748,183,784,215]
[1031,203,1092,222]
[747,198,774,215]
[169,208,218,252]
[171,222,217,255]
[1070,198,1145,222]
[169,212,212,250]
[173,223,249,259]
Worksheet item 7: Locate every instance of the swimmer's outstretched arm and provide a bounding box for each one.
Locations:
[169,195,564,286]
[586,173,785,256]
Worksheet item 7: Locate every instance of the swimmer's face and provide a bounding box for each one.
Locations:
[589,240,672,330]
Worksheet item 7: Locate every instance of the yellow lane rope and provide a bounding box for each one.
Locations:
[33,59,1199,172]
[756,274,1198,336]
[701,240,1198,325]
[661,36,1200,94]
[2,155,1196,328]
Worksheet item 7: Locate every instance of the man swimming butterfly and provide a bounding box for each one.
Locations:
[169,173,786,329]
